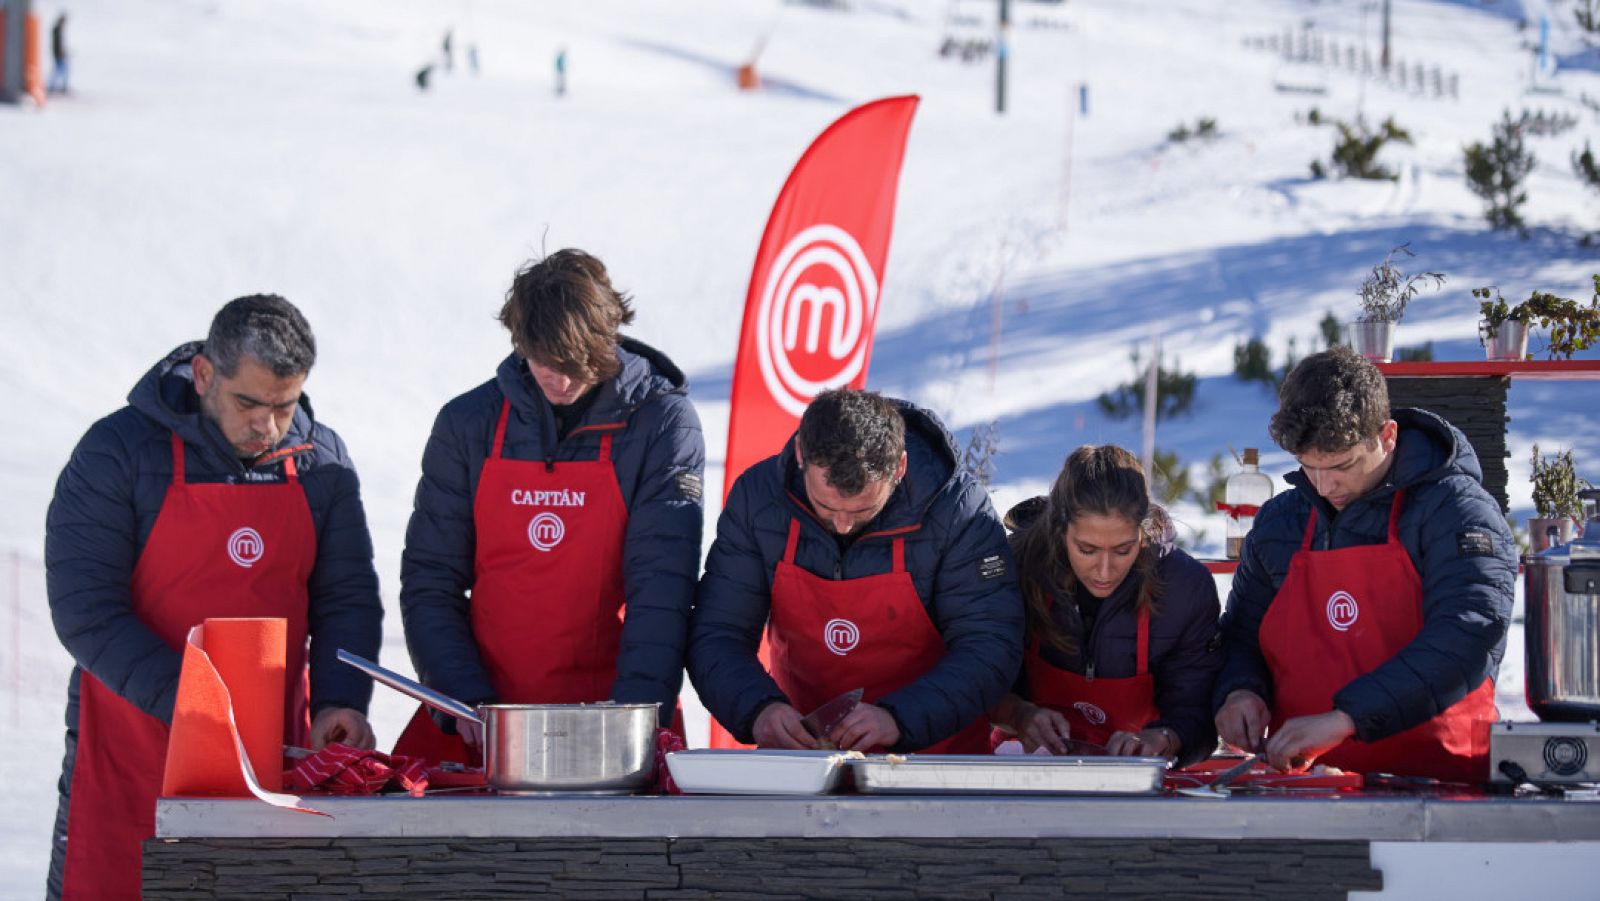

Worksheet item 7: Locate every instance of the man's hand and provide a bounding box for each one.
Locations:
[309,707,375,751]
[1265,709,1355,773]
[1107,726,1179,759]
[753,702,819,750]
[1215,689,1270,753]
[830,703,900,752]
[456,717,485,749]
[1011,701,1073,755]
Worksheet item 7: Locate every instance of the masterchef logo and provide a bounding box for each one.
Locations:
[1326,590,1360,632]
[754,224,880,417]
[527,512,566,552]
[227,527,264,568]
[823,617,861,656]
[1073,702,1108,726]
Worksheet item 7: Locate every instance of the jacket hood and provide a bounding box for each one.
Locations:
[128,341,318,470]
[1284,406,1483,500]
[781,397,962,533]
[493,336,688,425]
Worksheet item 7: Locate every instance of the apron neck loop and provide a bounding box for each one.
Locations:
[783,519,802,563]
[597,433,613,463]
[490,399,511,459]
[169,432,186,484]
[1387,490,1406,541]
[1135,604,1150,675]
[891,537,905,573]
[1300,506,1319,551]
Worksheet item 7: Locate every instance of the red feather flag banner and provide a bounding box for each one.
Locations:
[709,95,920,748]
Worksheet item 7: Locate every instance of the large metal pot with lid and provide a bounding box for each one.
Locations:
[338,650,657,793]
[1523,489,1600,722]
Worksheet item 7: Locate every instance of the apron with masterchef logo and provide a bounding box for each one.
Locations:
[394,399,627,762]
[63,434,314,901]
[1017,603,1161,749]
[767,518,990,754]
[1260,491,1496,783]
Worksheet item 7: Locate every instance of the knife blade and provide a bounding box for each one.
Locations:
[800,688,864,742]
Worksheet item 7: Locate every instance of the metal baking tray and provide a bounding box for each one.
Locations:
[848,754,1167,795]
[665,749,855,795]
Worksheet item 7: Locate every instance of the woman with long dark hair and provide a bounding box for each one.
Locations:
[989,445,1222,766]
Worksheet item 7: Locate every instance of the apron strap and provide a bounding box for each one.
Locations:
[1387,490,1406,542]
[1135,605,1150,676]
[1300,506,1319,551]
[783,519,801,564]
[891,538,905,573]
[169,433,186,484]
[597,433,613,463]
[283,455,298,481]
[489,399,512,459]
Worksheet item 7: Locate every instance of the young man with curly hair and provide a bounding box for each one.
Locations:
[1213,346,1515,782]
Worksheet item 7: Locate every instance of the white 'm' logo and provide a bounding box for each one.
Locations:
[227,528,264,568]
[823,617,861,656]
[527,512,566,551]
[755,224,880,417]
[1073,701,1107,726]
[1327,590,1359,631]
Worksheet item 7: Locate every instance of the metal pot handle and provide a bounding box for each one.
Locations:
[337,649,484,725]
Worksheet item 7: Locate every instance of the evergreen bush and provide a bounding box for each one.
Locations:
[1464,111,1535,232]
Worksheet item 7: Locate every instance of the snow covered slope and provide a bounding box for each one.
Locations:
[2,0,1597,893]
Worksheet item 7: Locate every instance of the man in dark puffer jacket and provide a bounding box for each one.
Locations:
[1214,347,1515,782]
[45,295,383,900]
[397,250,704,754]
[689,389,1023,753]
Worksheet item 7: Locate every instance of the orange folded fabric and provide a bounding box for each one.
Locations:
[161,618,286,796]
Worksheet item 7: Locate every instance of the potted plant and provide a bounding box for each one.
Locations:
[1473,286,1531,360]
[1350,243,1445,362]
[1529,443,1589,552]
[1473,279,1600,361]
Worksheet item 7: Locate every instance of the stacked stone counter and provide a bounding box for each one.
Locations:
[146,792,1600,899]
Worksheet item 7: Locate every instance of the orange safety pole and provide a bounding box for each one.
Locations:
[23,10,42,105]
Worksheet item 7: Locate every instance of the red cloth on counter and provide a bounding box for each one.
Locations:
[654,728,685,795]
[284,743,431,796]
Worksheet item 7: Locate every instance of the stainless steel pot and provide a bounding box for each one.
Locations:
[338,650,657,793]
[1523,490,1600,722]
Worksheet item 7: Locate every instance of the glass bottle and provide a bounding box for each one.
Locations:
[1224,448,1274,559]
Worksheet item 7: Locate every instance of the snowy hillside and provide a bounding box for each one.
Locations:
[3,0,1599,894]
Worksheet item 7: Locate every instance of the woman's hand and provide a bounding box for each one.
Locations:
[1106,726,1179,759]
[1012,701,1074,755]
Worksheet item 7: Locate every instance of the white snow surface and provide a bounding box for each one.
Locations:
[3,0,1599,894]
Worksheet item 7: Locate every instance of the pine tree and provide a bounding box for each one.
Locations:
[1464,111,1536,233]
[1576,142,1600,237]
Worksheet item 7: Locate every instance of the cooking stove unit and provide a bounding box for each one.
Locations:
[1489,721,1600,784]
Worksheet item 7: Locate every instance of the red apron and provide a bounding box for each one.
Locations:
[62,434,314,901]
[393,400,630,762]
[1015,603,1161,749]
[1260,491,1496,783]
[768,518,989,754]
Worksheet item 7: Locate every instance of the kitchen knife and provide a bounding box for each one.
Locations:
[800,688,864,742]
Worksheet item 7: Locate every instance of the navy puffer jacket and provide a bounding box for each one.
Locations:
[688,399,1024,751]
[400,339,704,717]
[45,342,384,727]
[1005,499,1222,768]
[1214,408,1516,742]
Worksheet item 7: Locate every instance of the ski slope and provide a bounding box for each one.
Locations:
[2,0,1599,894]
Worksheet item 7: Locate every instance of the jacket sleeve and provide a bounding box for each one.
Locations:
[1331,481,1516,741]
[399,401,497,711]
[686,471,787,743]
[1146,555,1223,768]
[611,395,705,713]
[1212,498,1290,711]
[46,420,183,723]
[303,434,384,715]
[878,483,1025,751]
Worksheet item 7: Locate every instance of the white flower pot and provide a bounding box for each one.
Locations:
[1347,320,1395,363]
[1480,318,1529,361]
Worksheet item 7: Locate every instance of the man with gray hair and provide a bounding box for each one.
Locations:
[44,295,384,900]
